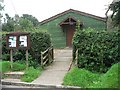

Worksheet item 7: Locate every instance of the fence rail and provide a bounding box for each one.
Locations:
[41,46,54,67]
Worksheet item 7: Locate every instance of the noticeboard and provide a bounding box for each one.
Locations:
[6,32,30,49]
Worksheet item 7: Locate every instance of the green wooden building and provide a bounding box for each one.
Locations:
[39,9,106,48]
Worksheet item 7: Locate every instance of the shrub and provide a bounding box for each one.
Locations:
[2,54,10,61]
[2,34,10,60]
[13,50,26,61]
[27,54,40,68]
[30,31,51,64]
[73,28,118,73]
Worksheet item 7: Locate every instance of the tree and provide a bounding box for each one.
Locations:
[22,14,39,27]
[2,14,14,32]
[14,14,34,31]
[0,1,4,25]
[2,13,39,32]
[19,18,34,31]
[2,14,34,32]
[0,3,4,11]
[106,1,120,62]
[106,0,120,28]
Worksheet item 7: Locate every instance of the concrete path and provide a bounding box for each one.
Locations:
[32,48,72,85]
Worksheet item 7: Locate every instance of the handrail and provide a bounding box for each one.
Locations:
[41,46,54,67]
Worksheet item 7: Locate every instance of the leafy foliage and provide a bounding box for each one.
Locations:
[30,31,51,64]
[2,14,39,32]
[109,1,120,27]
[0,2,4,22]
[17,18,34,31]
[22,14,39,27]
[0,3,4,11]
[73,28,118,73]
[2,14,14,32]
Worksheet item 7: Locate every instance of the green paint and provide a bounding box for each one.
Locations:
[39,12,106,48]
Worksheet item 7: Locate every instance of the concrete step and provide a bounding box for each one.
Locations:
[4,71,24,79]
[2,80,81,89]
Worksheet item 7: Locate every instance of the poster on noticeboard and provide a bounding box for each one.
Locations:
[8,36,17,47]
[19,36,27,47]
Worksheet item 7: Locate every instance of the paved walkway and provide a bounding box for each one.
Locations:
[32,48,72,85]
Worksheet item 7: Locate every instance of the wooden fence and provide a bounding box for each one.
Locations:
[41,46,54,67]
[75,49,78,66]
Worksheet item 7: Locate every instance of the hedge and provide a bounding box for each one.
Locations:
[73,28,119,73]
[30,32,51,64]
[2,31,51,67]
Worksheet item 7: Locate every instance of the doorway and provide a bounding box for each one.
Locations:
[59,16,77,47]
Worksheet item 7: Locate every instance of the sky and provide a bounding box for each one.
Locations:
[3,0,113,22]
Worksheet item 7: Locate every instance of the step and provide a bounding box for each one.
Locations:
[4,71,24,79]
[2,80,81,89]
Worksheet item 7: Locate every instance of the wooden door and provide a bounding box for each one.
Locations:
[66,26,75,47]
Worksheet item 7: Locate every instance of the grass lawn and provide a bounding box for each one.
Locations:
[0,61,26,73]
[0,61,11,73]
[1,61,42,82]
[63,67,101,88]
[90,62,120,88]
[63,62,120,88]
[21,67,42,82]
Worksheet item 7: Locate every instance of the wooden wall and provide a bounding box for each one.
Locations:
[39,12,106,48]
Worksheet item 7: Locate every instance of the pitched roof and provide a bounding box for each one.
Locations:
[40,9,106,25]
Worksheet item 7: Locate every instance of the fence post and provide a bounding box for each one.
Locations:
[10,49,13,69]
[75,49,78,66]
[26,49,29,69]
[48,48,51,64]
[52,46,54,60]
[41,52,43,67]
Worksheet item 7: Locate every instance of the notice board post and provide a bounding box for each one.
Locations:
[10,49,13,69]
[6,32,30,69]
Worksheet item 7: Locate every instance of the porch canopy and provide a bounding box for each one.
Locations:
[59,16,77,26]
